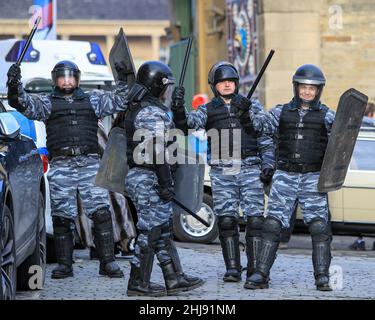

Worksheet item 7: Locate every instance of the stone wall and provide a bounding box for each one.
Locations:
[258,0,375,109]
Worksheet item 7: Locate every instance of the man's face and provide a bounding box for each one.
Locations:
[215,80,236,96]
[56,76,77,93]
[298,84,318,102]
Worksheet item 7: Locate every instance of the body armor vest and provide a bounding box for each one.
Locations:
[277,103,328,173]
[124,97,169,169]
[205,100,258,160]
[46,96,99,158]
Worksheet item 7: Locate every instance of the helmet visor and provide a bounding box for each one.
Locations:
[53,68,80,89]
[161,84,174,107]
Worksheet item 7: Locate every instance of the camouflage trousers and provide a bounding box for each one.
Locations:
[47,154,110,220]
[209,164,265,220]
[266,170,329,229]
[125,167,172,231]
[125,167,173,267]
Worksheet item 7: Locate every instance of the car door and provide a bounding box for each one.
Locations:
[0,105,42,256]
[342,135,375,223]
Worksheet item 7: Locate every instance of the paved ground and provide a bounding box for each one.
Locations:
[16,234,375,300]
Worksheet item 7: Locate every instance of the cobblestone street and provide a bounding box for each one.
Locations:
[16,235,375,300]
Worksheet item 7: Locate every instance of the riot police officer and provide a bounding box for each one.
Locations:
[171,61,275,287]
[246,64,336,291]
[7,61,129,279]
[124,61,203,297]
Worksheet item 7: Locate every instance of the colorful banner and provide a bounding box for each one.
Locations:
[226,0,258,96]
[30,0,56,40]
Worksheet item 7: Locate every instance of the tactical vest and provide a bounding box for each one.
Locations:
[205,100,258,160]
[277,104,328,173]
[124,98,169,169]
[46,96,99,159]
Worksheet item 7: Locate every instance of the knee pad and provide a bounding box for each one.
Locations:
[52,216,74,233]
[218,216,239,238]
[218,216,238,230]
[246,216,264,238]
[308,219,331,242]
[262,217,282,242]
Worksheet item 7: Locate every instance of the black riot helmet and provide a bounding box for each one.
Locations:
[208,61,239,97]
[51,60,81,93]
[136,61,175,98]
[292,64,326,107]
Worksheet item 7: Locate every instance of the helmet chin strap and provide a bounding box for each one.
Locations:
[56,86,75,95]
[300,98,314,106]
[221,93,236,100]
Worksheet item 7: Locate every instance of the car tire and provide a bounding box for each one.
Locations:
[173,192,218,243]
[17,192,46,290]
[0,204,17,300]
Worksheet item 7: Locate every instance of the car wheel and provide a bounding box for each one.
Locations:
[173,192,218,243]
[17,192,46,290]
[0,204,16,300]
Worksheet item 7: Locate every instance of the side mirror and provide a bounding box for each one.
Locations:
[0,113,20,139]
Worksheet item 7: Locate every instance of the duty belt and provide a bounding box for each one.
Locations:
[49,146,99,159]
[278,162,321,173]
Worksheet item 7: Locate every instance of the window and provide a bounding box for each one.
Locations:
[349,139,375,171]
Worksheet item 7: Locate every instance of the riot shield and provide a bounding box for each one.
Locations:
[95,127,128,193]
[109,27,136,86]
[318,88,368,192]
[172,149,205,215]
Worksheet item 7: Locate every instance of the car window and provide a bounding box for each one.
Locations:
[349,139,375,171]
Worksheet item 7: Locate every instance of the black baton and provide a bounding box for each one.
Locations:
[179,37,193,87]
[172,198,210,227]
[247,49,275,99]
[16,16,41,66]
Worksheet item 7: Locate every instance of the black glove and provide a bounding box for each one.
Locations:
[154,144,175,202]
[231,94,252,117]
[171,86,185,111]
[156,185,175,202]
[7,64,21,87]
[114,61,129,82]
[260,168,274,185]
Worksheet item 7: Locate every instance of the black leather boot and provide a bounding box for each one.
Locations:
[92,209,124,278]
[127,246,166,297]
[218,216,242,282]
[156,223,204,295]
[162,221,204,288]
[245,217,281,290]
[51,216,74,279]
[309,220,332,291]
[244,216,263,288]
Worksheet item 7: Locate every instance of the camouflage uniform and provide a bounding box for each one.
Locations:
[124,61,203,297]
[186,99,275,220]
[175,95,274,284]
[11,82,129,279]
[124,105,174,233]
[266,102,335,228]
[16,84,129,219]
[246,98,336,291]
